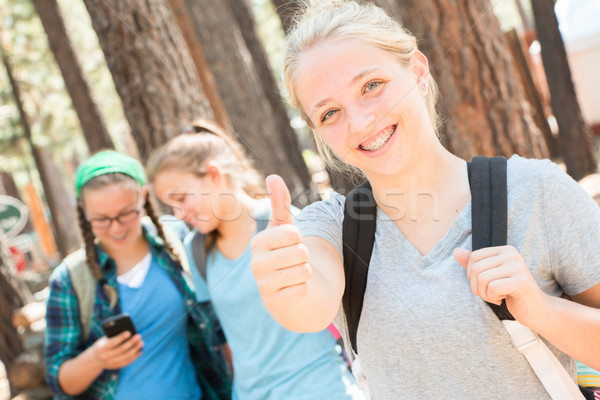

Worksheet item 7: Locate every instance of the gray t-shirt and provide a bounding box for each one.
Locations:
[296,155,600,399]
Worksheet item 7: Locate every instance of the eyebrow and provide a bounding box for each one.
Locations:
[309,68,382,117]
[87,201,138,218]
[351,68,380,86]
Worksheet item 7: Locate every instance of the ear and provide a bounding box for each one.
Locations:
[411,50,430,84]
[141,186,148,203]
[205,162,223,185]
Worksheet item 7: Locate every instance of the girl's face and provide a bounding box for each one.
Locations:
[294,38,434,179]
[153,168,229,234]
[82,184,144,252]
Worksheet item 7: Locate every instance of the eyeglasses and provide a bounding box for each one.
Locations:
[87,196,143,230]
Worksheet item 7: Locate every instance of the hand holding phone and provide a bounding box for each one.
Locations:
[101,313,137,338]
[90,316,143,370]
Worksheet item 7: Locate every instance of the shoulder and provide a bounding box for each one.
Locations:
[296,192,346,223]
[506,155,553,190]
[48,262,71,289]
[49,248,88,289]
[296,192,346,257]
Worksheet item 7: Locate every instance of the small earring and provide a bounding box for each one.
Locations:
[422,81,429,93]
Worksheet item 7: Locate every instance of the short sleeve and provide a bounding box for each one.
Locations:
[541,162,600,295]
[43,264,84,395]
[295,192,346,258]
[183,231,212,302]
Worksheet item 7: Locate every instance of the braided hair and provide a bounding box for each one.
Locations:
[143,195,181,266]
[76,202,118,308]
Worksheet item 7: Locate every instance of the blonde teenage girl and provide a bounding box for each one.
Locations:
[147,124,362,400]
[249,1,600,399]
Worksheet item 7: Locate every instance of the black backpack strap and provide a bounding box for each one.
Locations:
[468,156,514,321]
[342,181,377,354]
[191,231,208,280]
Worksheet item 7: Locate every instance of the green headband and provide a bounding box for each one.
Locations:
[74,151,146,199]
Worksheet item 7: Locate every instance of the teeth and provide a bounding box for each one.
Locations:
[359,126,396,152]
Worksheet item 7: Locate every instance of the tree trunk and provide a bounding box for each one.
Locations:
[0,231,26,393]
[179,0,318,205]
[167,0,232,131]
[504,29,558,158]
[32,0,114,154]
[530,0,597,180]
[0,172,22,200]
[271,0,300,34]
[1,44,79,258]
[379,0,547,160]
[82,0,215,161]
[226,0,322,202]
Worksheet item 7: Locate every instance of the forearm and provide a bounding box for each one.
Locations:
[528,294,600,370]
[57,347,104,395]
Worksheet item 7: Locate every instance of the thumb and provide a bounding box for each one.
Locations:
[266,175,294,227]
[453,248,471,269]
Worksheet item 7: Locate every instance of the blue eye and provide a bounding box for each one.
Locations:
[321,109,337,122]
[364,81,381,93]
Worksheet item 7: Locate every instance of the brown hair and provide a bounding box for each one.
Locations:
[147,119,265,253]
[77,173,181,306]
[147,119,264,197]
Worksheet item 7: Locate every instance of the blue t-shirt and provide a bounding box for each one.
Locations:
[114,258,201,400]
[185,200,358,400]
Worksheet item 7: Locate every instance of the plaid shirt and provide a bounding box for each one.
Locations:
[44,226,232,400]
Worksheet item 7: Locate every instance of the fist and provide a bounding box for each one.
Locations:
[455,245,547,324]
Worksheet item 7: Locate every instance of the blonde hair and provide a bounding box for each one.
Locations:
[147,119,264,198]
[284,0,440,174]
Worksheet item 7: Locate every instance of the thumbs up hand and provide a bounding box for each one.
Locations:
[251,175,313,314]
[266,174,295,227]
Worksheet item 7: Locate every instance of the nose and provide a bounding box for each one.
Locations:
[346,104,377,140]
[172,206,189,222]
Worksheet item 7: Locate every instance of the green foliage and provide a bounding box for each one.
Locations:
[0,0,128,195]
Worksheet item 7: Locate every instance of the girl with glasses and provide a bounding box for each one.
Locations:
[44,151,231,400]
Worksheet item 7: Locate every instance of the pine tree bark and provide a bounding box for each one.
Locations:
[530,0,597,180]
[83,0,215,161]
[167,0,232,131]
[178,0,318,205]
[378,0,547,160]
[33,0,114,154]
[2,44,79,258]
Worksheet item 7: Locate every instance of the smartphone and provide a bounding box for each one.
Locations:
[101,313,137,338]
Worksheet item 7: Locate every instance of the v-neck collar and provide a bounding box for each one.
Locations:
[377,200,472,268]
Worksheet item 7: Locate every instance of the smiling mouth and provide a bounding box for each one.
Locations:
[358,125,396,152]
[110,232,127,241]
